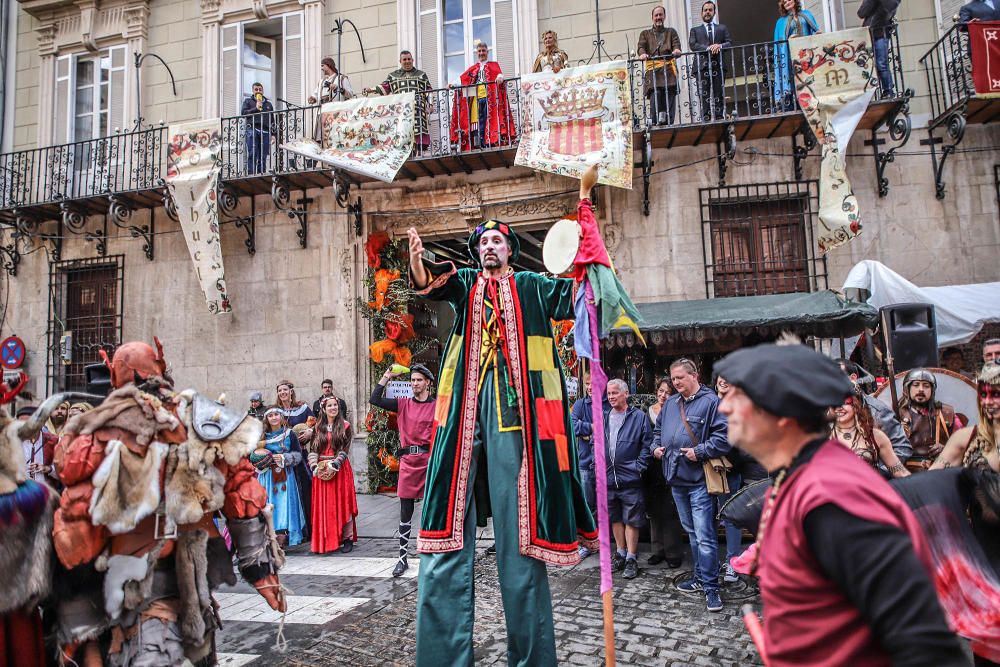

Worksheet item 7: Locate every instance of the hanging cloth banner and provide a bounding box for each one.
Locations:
[515,61,633,189]
[165,119,231,314]
[791,27,875,254]
[969,22,1000,97]
[281,92,416,183]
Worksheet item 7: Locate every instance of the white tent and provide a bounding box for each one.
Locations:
[842,260,1000,346]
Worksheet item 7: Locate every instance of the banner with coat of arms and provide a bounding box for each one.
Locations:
[970,21,1000,98]
[165,119,231,314]
[515,61,633,189]
[281,92,416,183]
[792,27,875,254]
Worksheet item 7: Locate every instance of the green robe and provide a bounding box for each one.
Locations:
[415,261,598,565]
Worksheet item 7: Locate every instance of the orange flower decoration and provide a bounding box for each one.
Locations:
[365,231,391,269]
[385,313,416,343]
[369,340,412,368]
[368,269,400,311]
[377,447,400,472]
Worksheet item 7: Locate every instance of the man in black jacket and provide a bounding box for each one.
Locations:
[959,0,1000,23]
[688,1,732,122]
[858,0,901,97]
[241,82,274,175]
[604,379,653,580]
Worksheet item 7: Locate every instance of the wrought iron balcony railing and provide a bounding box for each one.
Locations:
[919,23,975,124]
[1,34,909,209]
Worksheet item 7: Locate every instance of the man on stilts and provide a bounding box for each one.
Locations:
[409,172,602,666]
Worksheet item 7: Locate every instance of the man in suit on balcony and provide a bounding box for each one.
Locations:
[959,0,1000,23]
[689,1,732,122]
[858,0,900,97]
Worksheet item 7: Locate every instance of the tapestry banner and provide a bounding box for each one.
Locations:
[166,119,231,314]
[792,27,875,254]
[515,61,633,189]
[282,92,416,182]
[970,21,1000,98]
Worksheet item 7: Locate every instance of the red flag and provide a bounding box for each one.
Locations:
[969,21,1000,97]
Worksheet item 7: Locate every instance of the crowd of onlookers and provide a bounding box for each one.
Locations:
[571,337,1000,613]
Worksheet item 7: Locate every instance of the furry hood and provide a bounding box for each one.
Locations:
[63,385,180,446]
[0,480,58,612]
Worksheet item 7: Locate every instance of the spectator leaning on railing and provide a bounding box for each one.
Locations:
[857,0,900,97]
[637,5,683,126]
[688,0,732,122]
[958,0,1000,24]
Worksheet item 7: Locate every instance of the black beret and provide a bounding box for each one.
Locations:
[714,343,853,419]
[410,363,435,383]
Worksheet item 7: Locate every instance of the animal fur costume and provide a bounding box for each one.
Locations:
[53,340,286,666]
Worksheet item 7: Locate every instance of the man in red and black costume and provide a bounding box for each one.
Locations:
[52,338,285,666]
[450,40,516,151]
[715,343,967,667]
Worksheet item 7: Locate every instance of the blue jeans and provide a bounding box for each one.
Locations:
[579,466,597,516]
[873,36,894,97]
[672,484,719,593]
[715,472,743,561]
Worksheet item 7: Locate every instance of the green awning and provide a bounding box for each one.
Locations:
[619,291,877,339]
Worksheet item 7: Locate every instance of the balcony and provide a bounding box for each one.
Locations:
[919,22,1000,198]
[0,36,912,264]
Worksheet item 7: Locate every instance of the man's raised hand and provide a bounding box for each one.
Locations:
[408,227,430,289]
[580,163,599,200]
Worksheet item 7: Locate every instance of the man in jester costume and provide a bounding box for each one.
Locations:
[409,165,640,665]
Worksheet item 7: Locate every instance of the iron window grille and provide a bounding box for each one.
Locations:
[46,255,124,394]
[700,181,827,299]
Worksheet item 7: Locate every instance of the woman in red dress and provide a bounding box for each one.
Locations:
[307,396,358,554]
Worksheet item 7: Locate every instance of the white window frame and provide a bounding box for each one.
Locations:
[441,0,495,85]
[242,34,278,104]
[60,45,127,143]
[220,11,305,118]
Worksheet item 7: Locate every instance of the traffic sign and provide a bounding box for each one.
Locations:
[0,336,25,370]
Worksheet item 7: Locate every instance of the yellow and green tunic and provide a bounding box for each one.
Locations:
[414,261,598,565]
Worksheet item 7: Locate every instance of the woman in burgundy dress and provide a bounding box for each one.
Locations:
[370,363,436,576]
[307,396,358,554]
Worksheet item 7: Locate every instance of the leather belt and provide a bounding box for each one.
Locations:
[403,445,430,455]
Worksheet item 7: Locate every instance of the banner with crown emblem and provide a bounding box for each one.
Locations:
[515,61,633,189]
[281,92,416,183]
[792,28,875,254]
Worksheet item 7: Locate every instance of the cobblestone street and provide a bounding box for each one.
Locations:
[216,495,763,666]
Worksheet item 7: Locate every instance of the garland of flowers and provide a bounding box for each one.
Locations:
[358,231,431,493]
[552,319,577,374]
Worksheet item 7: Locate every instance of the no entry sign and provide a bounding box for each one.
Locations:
[0,336,26,369]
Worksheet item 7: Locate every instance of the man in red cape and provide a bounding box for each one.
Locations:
[450,41,516,150]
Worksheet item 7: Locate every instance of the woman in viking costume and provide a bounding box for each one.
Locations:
[253,407,311,547]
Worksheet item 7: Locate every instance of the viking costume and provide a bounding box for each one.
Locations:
[450,59,515,151]
[254,407,311,547]
[307,409,357,554]
[369,363,436,576]
[412,218,597,666]
[374,67,432,147]
[51,339,285,666]
[898,369,962,471]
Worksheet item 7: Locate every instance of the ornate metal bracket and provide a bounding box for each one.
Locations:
[0,229,20,277]
[39,220,63,262]
[108,194,154,260]
[348,197,363,237]
[271,177,311,249]
[333,171,352,209]
[219,182,257,256]
[87,215,109,257]
[920,105,967,200]
[60,200,86,234]
[640,133,653,217]
[717,123,737,187]
[864,89,913,198]
[159,179,179,223]
[791,123,817,181]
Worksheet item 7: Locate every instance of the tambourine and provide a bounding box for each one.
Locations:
[542,217,581,275]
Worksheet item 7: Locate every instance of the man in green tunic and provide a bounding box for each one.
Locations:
[408,177,598,666]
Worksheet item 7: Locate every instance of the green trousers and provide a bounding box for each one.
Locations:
[415,373,557,667]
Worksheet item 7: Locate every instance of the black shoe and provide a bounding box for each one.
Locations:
[666,557,683,569]
[647,551,666,565]
[623,559,639,579]
[340,540,354,554]
[486,544,496,555]
[612,552,626,572]
[392,558,408,577]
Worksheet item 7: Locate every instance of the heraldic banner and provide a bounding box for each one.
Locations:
[515,61,633,189]
[970,21,1000,98]
[166,119,231,314]
[282,92,416,183]
[792,27,875,254]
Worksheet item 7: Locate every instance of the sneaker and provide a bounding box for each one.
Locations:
[647,551,666,565]
[706,590,723,612]
[578,545,594,559]
[612,552,626,573]
[723,562,739,583]
[676,578,702,593]
[623,559,639,579]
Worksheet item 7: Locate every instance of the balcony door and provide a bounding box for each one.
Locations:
[221,13,304,118]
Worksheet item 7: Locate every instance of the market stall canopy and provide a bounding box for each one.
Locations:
[843,260,1000,346]
[613,290,877,339]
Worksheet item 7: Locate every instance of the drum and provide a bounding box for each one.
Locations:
[542,217,581,275]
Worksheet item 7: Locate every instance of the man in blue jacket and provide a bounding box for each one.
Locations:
[571,370,610,558]
[604,379,653,579]
[652,358,730,612]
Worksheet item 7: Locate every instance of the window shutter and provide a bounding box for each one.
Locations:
[55,55,72,144]
[937,0,965,34]
[221,22,243,117]
[417,0,441,87]
[283,12,304,106]
[109,46,127,134]
[492,0,516,76]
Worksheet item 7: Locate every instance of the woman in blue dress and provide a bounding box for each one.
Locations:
[772,0,821,111]
[252,407,312,547]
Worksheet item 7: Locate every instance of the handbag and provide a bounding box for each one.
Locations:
[679,401,731,496]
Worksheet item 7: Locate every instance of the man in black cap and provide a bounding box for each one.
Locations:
[715,343,967,667]
[247,390,266,420]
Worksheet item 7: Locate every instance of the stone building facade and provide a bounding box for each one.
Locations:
[1,0,998,488]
